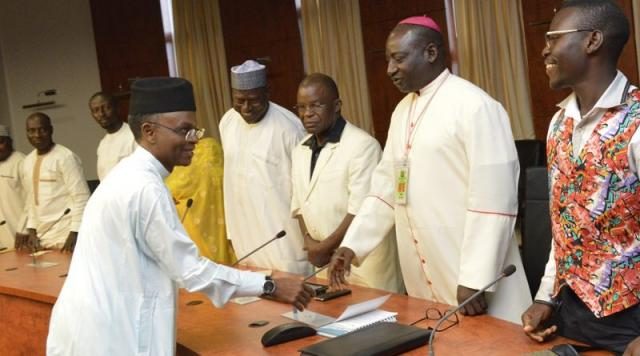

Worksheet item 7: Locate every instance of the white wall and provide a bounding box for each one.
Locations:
[0,0,103,179]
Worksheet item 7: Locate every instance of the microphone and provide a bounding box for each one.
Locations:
[181,198,194,223]
[232,230,286,267]
[428,264,516,356]
[30,208,71,265]
[37,208,71,240]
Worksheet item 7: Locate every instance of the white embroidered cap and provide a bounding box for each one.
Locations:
[230,60,267,90]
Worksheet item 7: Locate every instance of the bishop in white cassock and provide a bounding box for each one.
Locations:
[220,60,311,275]
[330,16,531,324]
[0,125,26,249]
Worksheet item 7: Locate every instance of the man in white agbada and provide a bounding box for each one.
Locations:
[0,125,26,249]
[329,16,531,324]
[89,92,137,181]
[291,73,404,293]
[17,113,89,252]
[47,77,313,356]
[220,60,311,275]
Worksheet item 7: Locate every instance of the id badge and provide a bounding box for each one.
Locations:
[394,161,409,205]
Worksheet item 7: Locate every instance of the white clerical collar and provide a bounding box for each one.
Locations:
[134,146,170,178]
[559,70,629,119]
[417,69,451,97]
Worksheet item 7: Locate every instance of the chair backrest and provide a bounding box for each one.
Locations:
[521,166,552,298]
[514,140,546,217]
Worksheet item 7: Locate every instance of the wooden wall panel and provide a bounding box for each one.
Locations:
[522,0,638,139]
[219,0,304,112]
[359,0,450,144]
[89,0,169,119]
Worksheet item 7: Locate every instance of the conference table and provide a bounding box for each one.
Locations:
[0,250,609,355]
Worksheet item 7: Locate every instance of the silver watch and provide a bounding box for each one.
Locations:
[263,276,276,296]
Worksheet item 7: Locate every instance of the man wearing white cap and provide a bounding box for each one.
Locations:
[220,60,311,275]
[329,16,531,324]
[0,125,26,250]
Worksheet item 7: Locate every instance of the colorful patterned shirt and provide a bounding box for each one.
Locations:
[547,87,640,317]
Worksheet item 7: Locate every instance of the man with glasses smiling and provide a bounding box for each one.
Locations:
[219,60,312,275]
[522,1,640,354]
[47,77,313,355]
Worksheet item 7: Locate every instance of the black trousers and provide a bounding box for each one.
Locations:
[555,286,640,354]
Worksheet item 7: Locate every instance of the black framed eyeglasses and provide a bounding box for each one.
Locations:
[149,122,205,141]
[409,307,460,332]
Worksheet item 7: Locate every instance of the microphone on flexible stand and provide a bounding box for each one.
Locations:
[30,208,71,266]
[232,230,286,267]
[181,198,194,223]
[428,264,517,356]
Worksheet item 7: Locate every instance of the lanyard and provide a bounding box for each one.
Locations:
[403,72,449,159]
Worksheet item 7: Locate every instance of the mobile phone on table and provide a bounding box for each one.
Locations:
[305,282,328,296]
[314,288,351,301]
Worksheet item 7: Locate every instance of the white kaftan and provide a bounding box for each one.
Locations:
[342,69,531,323]
[220,102,312,275]
[291,121,403,292]
[0,150,26,248]
[96,122,137,181]
[23,144,89,248]
[47,147,266,356]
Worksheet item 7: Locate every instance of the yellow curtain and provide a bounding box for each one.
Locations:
[165,138,236,264]
[300,0,374,135]
[453,0,535,139]
[172,0,231,141]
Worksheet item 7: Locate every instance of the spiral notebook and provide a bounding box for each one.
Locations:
[317,309,397,338]
[282,294,396,337]
[316,294,397,338]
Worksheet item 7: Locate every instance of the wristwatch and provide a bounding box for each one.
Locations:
[263,276,276,296]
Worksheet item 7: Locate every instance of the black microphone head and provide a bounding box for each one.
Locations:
[63,208,71,215]
[276,230,286,239]
[503,264,516,277]
[186,198,194,208]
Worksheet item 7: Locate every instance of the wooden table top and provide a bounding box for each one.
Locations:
[0,250,610,355]
[0,249,69,304]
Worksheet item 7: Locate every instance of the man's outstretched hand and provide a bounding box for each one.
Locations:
[271,273,314,311]
[328,247,355,290]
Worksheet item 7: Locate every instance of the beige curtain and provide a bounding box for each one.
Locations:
[300,0,374,135]
[453,0,535,139]
[172,0,230,140]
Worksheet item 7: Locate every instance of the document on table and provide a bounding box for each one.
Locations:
[282,294,397,337]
